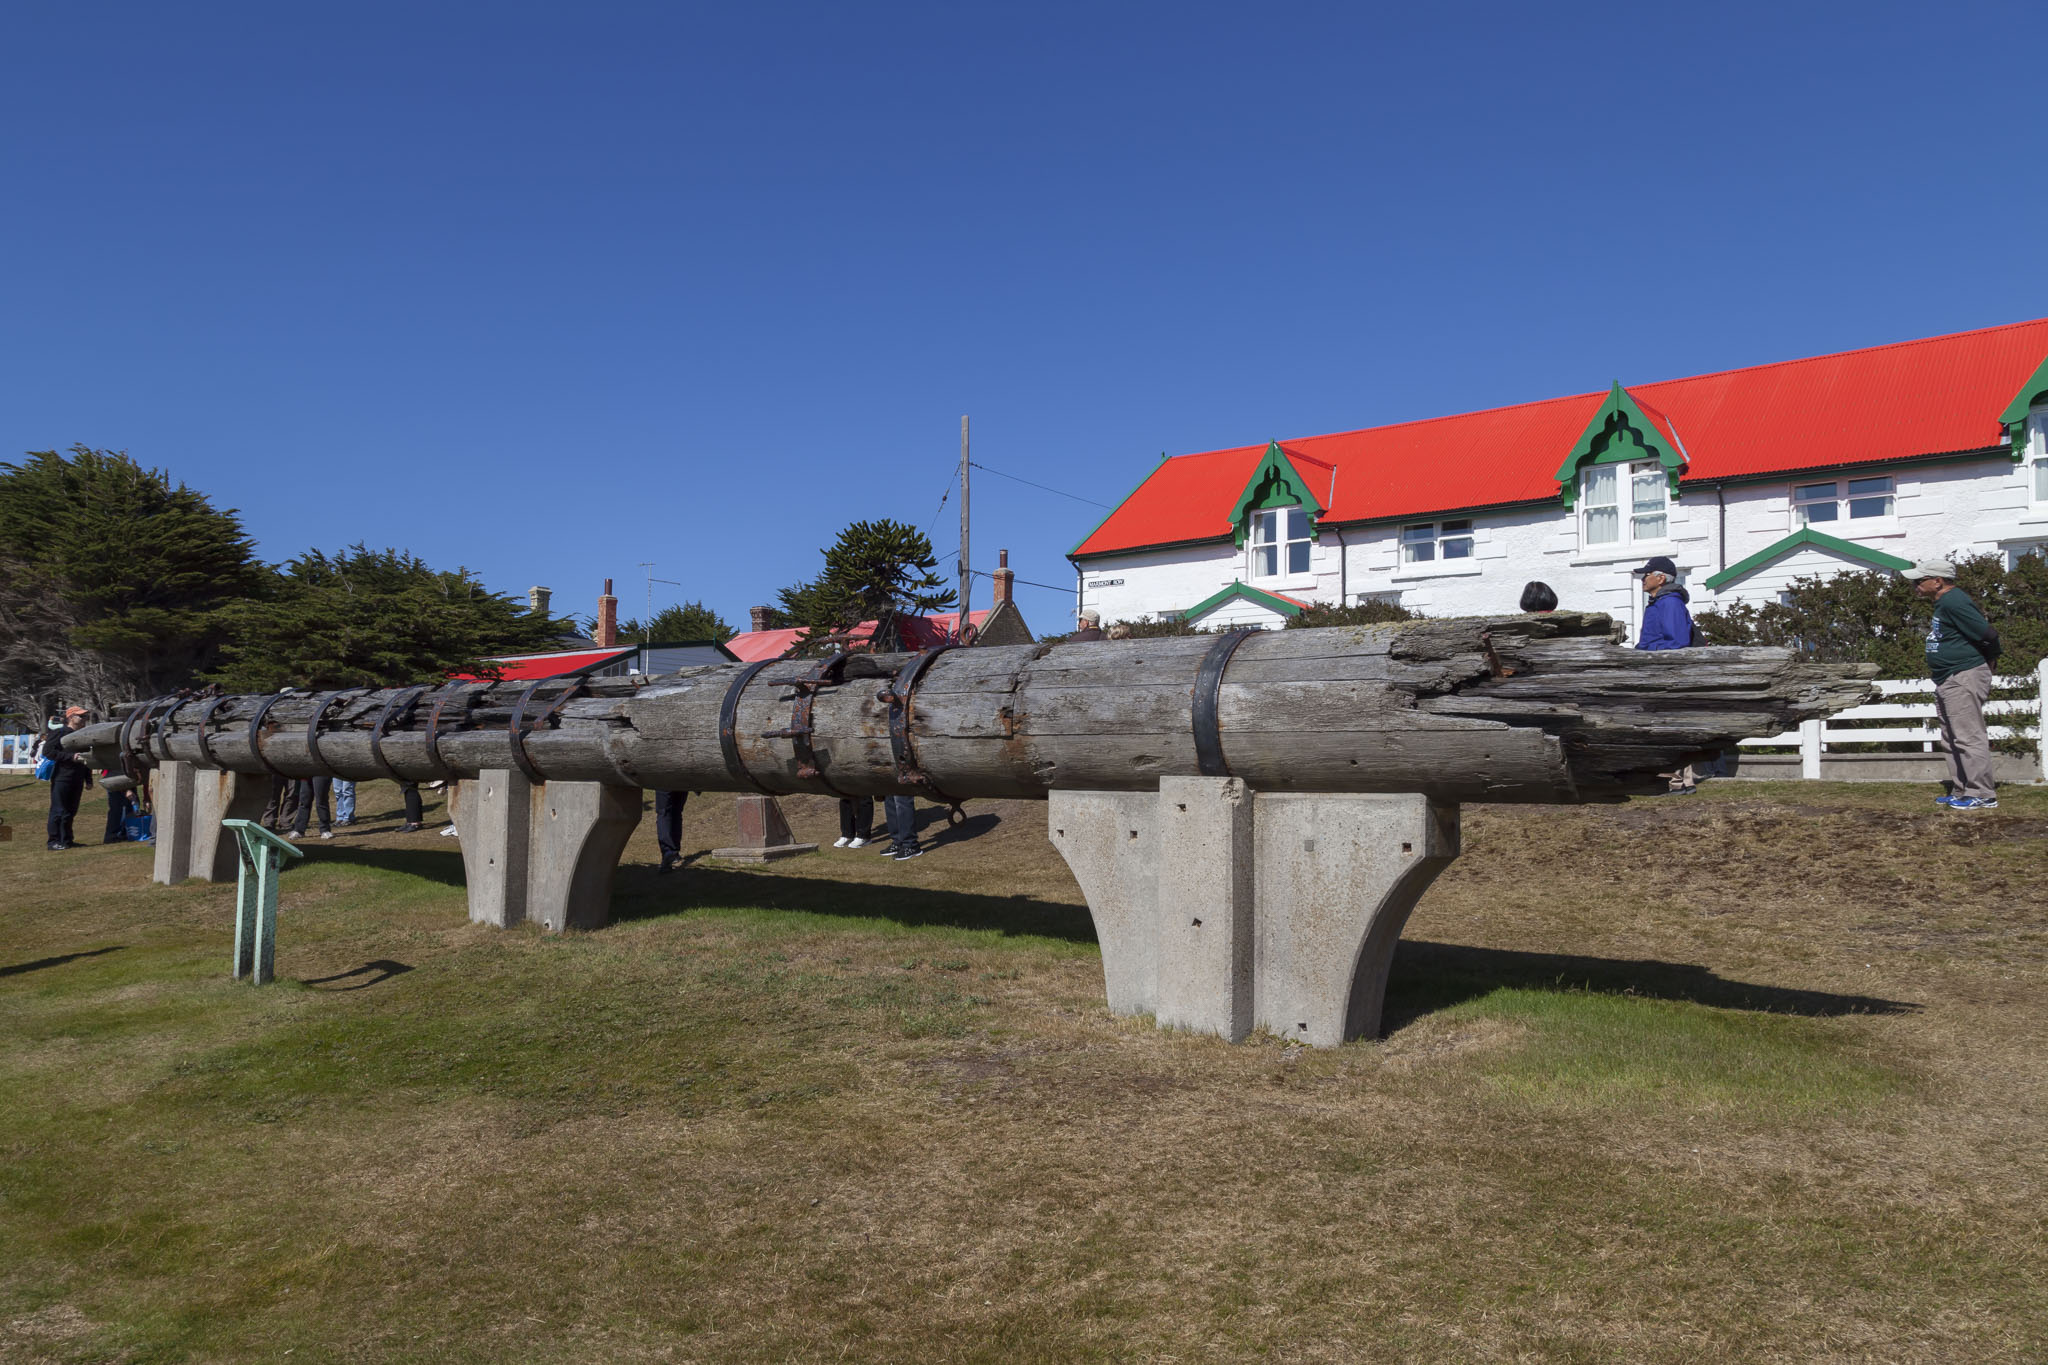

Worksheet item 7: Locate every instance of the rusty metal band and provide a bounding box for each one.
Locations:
[778,653,852,796]
[191,693,237,768]
[368,686,429,781]
[244,692,294,777]
[119,695,173,782]
[717,660,782,796]
[507,677,586,784]
[150,695,195,761]
[304,690,366,771]
[885,645,960,804]
[1191,628,1258,778]
[419,685,470,781]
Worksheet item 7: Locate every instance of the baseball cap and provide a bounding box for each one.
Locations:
[1903,559,1956,582]
[1630,555,1679,579]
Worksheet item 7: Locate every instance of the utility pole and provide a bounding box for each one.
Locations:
[959,415,970,642]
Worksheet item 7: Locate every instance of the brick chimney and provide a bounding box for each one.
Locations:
[528,585,552,616]
[992,550,1014,607]
[749,605,771,633]
[596,579,618,647]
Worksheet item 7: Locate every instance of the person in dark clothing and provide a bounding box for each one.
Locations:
[882,794,920,860]
[1519,581,1559,613]
[835,797,873,849]
[398,781,425,832]
[102,774,135,843]
[1071,609,1104,642]
[1908,558,2002,810]
[1632,556,1699,794]
[44,707,93,850]
[290,776,334,840]
[260,775,298,832]
[654,790,688,873]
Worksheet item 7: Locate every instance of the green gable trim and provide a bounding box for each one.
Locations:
[1182,580,1307,622]
[1227,442,1324,548]
[1554,382,1687,510]
[1999,352,2048,461]
[1701,527,1914,592]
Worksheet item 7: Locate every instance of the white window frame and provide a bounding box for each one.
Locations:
[1248,505,1312,581]
[1400,518,1475,565]
[2029,407,2048,506]
[1790,474,1896,529]
[1578,460,1669,550]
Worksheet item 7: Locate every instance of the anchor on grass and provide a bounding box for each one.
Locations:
[219,819,302,985]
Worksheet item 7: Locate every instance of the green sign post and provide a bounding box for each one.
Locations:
[220,819,303,985]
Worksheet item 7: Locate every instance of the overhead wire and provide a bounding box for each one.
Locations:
[966,461,1110,509]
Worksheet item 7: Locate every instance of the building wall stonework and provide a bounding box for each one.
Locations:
[1076,451,2048,643]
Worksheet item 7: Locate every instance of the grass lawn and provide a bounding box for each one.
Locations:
[2,774,2045,1363]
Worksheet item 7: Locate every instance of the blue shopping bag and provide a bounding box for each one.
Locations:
[34,756,54,780]
[123,812,155,843]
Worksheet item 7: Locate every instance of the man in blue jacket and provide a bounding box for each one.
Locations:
[1633,555,1699,793]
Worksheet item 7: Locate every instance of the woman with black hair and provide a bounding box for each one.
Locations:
[1519,581,1559,613]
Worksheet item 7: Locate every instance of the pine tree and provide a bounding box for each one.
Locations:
[774,520,956,653]
[618,600,735,645]
[206,544,572,692]
[0,446,262,720]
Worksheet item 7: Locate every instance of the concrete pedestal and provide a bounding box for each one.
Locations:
[710,793,817,863]
[189,771,269,882]
[455,769,643,932]
[1049,781,1459,1046]
[151,760,197,886]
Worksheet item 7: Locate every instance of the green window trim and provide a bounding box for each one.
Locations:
[1998,353,2048,462]
[1228,442,1326,547]
[1700,527,1913,592]
[1554,382,1687,510]
[1182,580,1308,622]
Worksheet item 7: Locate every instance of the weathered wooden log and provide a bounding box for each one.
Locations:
[70,613,1876,804]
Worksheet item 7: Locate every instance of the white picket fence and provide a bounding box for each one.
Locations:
[1738,661,2048,782]
[0,733,38,772]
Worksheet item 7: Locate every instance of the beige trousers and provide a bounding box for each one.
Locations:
[1935,663,1996,801]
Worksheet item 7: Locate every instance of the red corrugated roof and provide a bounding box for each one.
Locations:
[1073,318,2048,558]
[452,647,634,681]
[725,610,996,663]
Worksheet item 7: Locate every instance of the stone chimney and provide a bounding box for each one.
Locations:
[749,605,771,633]
[992,550,1014,607]
[528,585,552,617]
[596,579,618,648]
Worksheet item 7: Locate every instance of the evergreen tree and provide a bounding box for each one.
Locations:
[206,544,572,692]
[0,446,261,720]
[618,600,735,644]
[775,520,956,653]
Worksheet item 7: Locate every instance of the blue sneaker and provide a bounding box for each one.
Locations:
[1946,797,1999,811]
[1934,794,1957,807]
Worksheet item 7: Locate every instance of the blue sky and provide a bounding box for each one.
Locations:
[5,1,2043,632]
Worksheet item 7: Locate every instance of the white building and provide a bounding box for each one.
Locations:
[1069,318,2048,641]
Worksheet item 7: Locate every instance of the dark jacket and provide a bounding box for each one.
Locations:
[1071,626,1104,642]
[1636,585,1694,652]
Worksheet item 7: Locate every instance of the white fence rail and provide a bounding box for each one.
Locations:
[0,733,38,771]
[1737,661,2048,781]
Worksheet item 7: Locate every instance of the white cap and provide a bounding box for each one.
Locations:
[1903,559,1956,582]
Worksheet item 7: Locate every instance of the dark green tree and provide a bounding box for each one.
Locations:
[0,446,262,720]
[206,544,573,692]
[775,520,956,653]
[619,600,735,645]
[1285,600,1416,629]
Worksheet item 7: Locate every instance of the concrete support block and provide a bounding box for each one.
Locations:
[151,760,197,886]
[1154,777,1254,1041]
[1252,793,1459,1046]
[526,781,643,932]
[459,769,532,928]
[189,771,269,882]
[1049,785,1460,1047]
[1048,789,1161,1017]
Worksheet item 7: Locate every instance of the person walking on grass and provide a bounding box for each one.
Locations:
[654,790,688,874]
[1908,559,2002,811]
[333,778,356,826]
[43,707,93,850]
[290,775,334,840]
[1632,556,1700,795]
[882,794,920,860]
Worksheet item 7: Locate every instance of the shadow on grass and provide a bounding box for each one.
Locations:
[0,945,125,978]
[301,959,414,991]
[295,845,467,888]
[1386,939,1919,1028]
[610,866,1097,944]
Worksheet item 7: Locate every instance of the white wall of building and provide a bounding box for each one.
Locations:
[1075,449,2048,643]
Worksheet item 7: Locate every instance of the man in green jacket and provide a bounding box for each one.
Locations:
[1907,559,2000,811]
